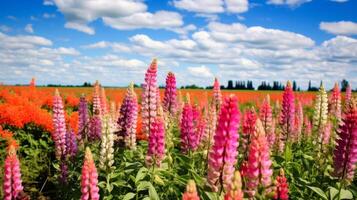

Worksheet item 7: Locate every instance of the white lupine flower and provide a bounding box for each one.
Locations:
[99,115,116,171]
[313,84,329,132]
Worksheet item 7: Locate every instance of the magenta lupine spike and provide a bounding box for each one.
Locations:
[345,84,352,105]
[53,89,67,159]
[330,83,342,122]
[295,101,303,142]
[118,83,138,149]
[333,100,357,182]
[79,95,89,139]
[280,81,295,142]
[260,95,274,147]
[145,116,165,167]
[213,77,222,113]
[100,87,108,115]
[93,81,101,116]
[81,147,100,200]
[244,119,273,198]
[207,95,240,192]
[241,108,257,158]
[3,145,23,200]
[141,59,158,137]
[196,114,207,147]
[163,72,177,116]
[180,102,196,153]
[89,113,102,141]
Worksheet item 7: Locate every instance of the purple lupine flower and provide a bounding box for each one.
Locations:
[145,117,165,167]
[141,59,158,137]
[66,128,78,158]
[53,89,67,159]
[280,81,295,142]
[79,95,89,140]
[163,72,177,116]
[118,83,138,149]
[60,160,68,184]
[333,100,357,182]
[89,112,102,141]
[207,95,240,192]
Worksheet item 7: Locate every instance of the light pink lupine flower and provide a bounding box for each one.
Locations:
[280,81,295,142]
[295,101,303,142]
[333,100,357,182]
[100,87,108,115]
[244,119,273,198]
[81,147,100,200]
[329,83,342,122]
[53,89,67,159]
[224,171,244,200]
[213,77,222,113]
[141,59,158,137]
[322,122,332,146]
[93,81,101,116]
[303,116,312,139]
[200,103,217,150]
[3,145,23,200]
[207,95,240,192]
[345,84,352,105]
[260,95,275,147]
[163,72,177,116]
[146,116,165,167]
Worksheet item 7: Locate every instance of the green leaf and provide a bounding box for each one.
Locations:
[135,167,148,183]
[137,181,151,191]
[307,186,328,200]
[122,192,136,200]
[328,187,339,200]
[148,184,159,200]
[340,189,353,199]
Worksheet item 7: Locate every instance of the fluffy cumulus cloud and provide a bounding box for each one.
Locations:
[24,24,34,33]
[187,65,213,78]
[320,21,357,35]
[267,0,312,7]
[172,0,249,13]
[49,0,185,34]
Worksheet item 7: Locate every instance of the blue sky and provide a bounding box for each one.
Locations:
[0,0,356,89]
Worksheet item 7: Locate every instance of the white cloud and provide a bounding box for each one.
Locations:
[173,0,249,13]
[187,65,213,78]
[320,21,357,35]
[43,13,56,18]
[330,0,348,2]
[24,24,34,33]
[103,11,183,30]
[82,41,131,52]
[0,25,11,32]
[43,0,54,6]
[0,32,52,49]
[267,0,312,7]
[65,22,95,35]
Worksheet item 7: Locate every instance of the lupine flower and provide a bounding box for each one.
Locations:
[142,59,158,137]
[241,108,257,158]
[99,115,115,171]
[79,95,89,140]
[295,101,303,142]
[60,160,68,184]
[329,83,342,122]
[200,103,217,150]
[163,72,177,116]
[89,111,101,141]
[81,147,100,200]
[244,119,273,198]
[313,83,328,133]
[182,180,200,200]
[333,100,357,182]
[260,95,275,147]
[213,77,222,113]
[109,101,118,122]
[345,84,352,105]
[3,144,23,200]
[180,101,196,153]
[100,87,108,115]
[224,171,243,200]
[146,116,165,167]
[93,81,101,116]
[274,169,289,200]
[207,95,240,192]
[53,89,67,159]
[322,122,332,146]
[66,128,78,159]
[117,83,138,149]
[280,81,295,141]
[303,116,312,139]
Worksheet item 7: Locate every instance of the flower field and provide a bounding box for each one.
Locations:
[0,59,356,200]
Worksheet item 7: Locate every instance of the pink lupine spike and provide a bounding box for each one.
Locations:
[93,81,101,116]
[295,101,303,142]
[322,122,332,146]
[200,102,217,150]
[333,99,357,182]
[280,81,295,142]
[260,95,275,147]
[100,87,108,115]
[53,89,67,159]
[145,116,165,167]
[213,77,222,113]
[180,102,195,153]
[274,169,289,200]
[163,72,178,116]
[207,95,240,192]
[141,59,158,137]
[224,171,244,200]
[345,84,352,105]
[303,116,312,139]
[329,82,342,122]
[118,83,138,149]
[241,107,257,158]
[81,147,100,200]
[244,119,273,198]
[3,145,23,200]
